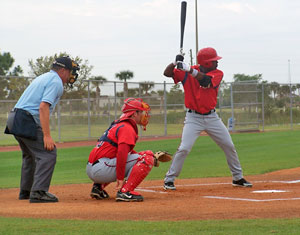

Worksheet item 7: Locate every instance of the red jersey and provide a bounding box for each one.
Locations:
[173,66,223,114]
[88,118,138,180]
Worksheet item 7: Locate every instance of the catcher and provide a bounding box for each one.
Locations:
[86,98,172,202]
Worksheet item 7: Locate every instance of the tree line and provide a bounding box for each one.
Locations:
[0,51,153,100]
[1,50,300,111]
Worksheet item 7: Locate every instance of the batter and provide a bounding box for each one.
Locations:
[163,47,252,190]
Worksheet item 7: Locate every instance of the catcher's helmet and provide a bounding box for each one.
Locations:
[121,98,151,130]
[197,47,222,68]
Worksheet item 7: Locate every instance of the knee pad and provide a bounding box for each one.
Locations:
[138,150,154,167]
[141,154,154,167]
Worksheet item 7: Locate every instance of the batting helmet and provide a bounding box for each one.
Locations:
[121,98,151,130]
[197,47,222,68]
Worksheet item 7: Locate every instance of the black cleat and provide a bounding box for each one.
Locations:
[90,184,109,200]
[164,181,176,190]
[19,190,30,200]
[116,191,144,202]
[232,178,252,188]
[29,191,58,203]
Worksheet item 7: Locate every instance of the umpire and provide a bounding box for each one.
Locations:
[4,56,80,203]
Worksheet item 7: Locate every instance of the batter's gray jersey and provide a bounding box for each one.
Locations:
[164,110,243,183]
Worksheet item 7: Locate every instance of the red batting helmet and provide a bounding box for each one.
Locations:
[197,47,222,68]
[121,98,151,130]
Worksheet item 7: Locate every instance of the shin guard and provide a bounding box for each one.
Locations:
[121,153,154,192]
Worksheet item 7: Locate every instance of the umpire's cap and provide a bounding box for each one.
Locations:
[53,56,73,70]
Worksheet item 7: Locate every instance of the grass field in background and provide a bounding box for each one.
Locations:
[1,122,300,146]
[0,123,185,146]
[1,130,300,234]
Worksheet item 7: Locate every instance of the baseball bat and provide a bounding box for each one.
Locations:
[180,1,187,55]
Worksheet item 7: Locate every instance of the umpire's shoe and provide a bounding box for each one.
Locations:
[164,181,176,190]
[29,191,59,203]
[19,189,30,200]
[116,191,144,202]
[232,178,252,188]
[90,183,109,200]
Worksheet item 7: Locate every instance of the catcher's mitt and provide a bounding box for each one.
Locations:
[153,151,172,167]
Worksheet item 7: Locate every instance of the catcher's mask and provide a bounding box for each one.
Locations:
[53,56,80,88]
[121,98,151,130]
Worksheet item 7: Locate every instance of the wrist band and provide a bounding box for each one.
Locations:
[191,69,198,77]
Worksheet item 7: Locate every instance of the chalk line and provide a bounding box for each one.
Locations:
[140,179,300,189]
[203,196,300,202]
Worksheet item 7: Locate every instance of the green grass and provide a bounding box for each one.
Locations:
[2,122,300,147]
[0,123,184,146]
[0,217,300,235]
[1,130,300,234]
[1,130,300,188]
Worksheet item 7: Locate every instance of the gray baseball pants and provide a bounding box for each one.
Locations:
[86,153,139,183]
[164,111,243,183]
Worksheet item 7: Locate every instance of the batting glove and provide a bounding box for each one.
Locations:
[176,61,190,72]
[172,54,184,66]
[175,54,184,62]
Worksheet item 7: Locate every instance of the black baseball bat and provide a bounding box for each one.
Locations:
[180,1,187,55]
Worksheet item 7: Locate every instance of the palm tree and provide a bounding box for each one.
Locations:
[115,70,134,98]
[233,73,262,83]
[139,81,155,107]
[269,82,280,99]
[278,85,290,99]
[90,75,107,114]
[139,81,155,97]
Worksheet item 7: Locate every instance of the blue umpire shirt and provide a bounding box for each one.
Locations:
[14,70,64,126]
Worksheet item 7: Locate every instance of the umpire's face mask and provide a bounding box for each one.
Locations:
[68,61,80,88]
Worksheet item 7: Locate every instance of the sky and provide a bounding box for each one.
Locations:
[1,0,299,84]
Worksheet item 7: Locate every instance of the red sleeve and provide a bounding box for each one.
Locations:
[207,69,223,88]
[172,69,187,84]
[116,143,131,180]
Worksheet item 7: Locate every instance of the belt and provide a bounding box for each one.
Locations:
[188,109,215,115]
[87,160,100,166]
[11,108,31,115]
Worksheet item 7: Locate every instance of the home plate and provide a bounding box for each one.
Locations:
[252,190,288,193]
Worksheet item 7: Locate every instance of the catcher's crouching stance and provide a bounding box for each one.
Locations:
[86,98,171,202]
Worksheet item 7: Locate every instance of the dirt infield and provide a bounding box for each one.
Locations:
[1,167,300,221]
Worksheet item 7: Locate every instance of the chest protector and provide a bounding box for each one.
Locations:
[97,118,138,148]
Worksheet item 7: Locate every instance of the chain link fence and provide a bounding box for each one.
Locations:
[1,75,300,145]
